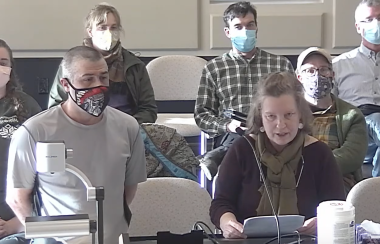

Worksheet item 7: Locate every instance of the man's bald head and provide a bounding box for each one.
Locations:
[62,46,105,81]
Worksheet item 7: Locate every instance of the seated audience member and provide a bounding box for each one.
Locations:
[6,46,147,244]
[333,0,380,177]
[0,39,41,244]
[210,72,345,239]
[194,2,294,178]
[194,1,294,144]
[297,47,367,193]
[48,2,157,124]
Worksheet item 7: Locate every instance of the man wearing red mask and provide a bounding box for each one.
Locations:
[6,46,147,244]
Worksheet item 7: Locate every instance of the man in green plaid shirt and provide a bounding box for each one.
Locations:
[194,1,294,142]
[194,1,294,180]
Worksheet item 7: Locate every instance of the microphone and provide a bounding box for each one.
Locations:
[242,136,281,244]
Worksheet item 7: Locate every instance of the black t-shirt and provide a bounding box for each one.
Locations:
[107,81,135,115]
[0,91,41,221]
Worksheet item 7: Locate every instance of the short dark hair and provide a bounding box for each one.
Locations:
[223,1,257,27]
[62,46,104,79]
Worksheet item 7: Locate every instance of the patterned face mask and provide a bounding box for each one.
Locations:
[302,75,333,99]
[67,79,110,117]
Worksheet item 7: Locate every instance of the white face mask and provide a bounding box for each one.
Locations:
[92,30,120,51]
[0,65,11,88]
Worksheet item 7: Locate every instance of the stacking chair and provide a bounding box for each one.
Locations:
[346,177,380,223]
[128,178,213,237]
[146,55,210,187]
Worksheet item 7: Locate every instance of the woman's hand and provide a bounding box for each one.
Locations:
[219,212,247,239]
[297,217,317,235]
[0,217,24,238]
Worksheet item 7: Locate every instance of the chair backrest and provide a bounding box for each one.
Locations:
[128,177,213,237]
[346,177,380,223]
[146,55,207,101]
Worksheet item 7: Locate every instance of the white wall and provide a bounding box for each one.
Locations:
[0,0,361,57]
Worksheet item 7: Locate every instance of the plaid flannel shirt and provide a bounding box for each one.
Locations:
[311,103,340,150]
[194,48,295,137]
[310,101,356,191]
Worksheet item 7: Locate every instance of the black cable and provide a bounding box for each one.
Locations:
[243,136,281,244]
[264,233,317,244]
[192,221,219,244]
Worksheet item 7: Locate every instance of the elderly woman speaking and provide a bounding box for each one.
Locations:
[210,72,345,239]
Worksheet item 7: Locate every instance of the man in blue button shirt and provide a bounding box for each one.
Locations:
[333,0,380,177]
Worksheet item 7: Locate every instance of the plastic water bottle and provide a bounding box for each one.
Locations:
[317,200,355,244]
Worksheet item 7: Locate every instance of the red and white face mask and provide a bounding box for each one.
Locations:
[0,65,11,88]
[67,79,110,117]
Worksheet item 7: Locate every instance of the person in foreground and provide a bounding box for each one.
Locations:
[210,72,345,239]
[6,46,147,244]
[0,40,41,243]
[48,2,157,124]
[297,47,367,193]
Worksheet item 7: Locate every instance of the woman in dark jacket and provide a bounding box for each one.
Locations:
[48,3,157,124]
[211,72,345,239]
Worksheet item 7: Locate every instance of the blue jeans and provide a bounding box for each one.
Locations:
[364,113,380,177]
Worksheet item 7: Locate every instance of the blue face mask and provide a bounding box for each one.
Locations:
[363,20,380,45]
[230,29,257,53]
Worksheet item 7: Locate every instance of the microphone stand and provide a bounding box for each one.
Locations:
[95,187,104,244]
[243,136,281,244]
[66,164,104,244]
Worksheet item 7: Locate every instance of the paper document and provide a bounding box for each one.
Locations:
[243,215,305,237]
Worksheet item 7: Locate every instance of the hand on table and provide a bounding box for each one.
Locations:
[0,218,20,238]
[220,212,247,239]
[297,217,317,236]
